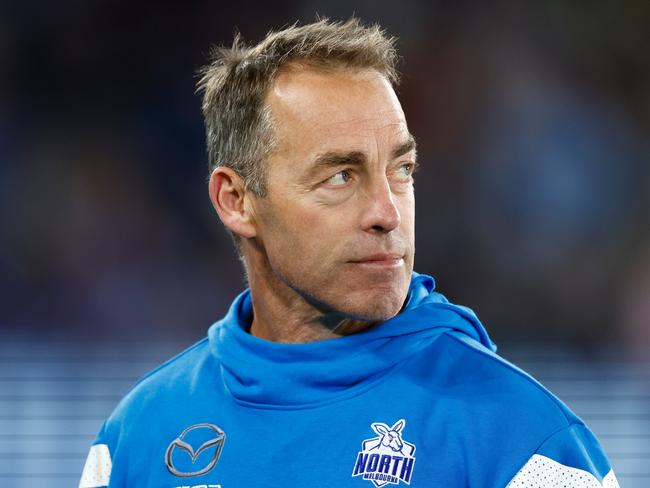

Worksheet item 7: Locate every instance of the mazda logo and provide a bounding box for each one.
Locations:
[165,423,226,477]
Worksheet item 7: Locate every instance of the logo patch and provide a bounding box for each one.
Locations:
[351,419,416,487]
[165,423,226,477]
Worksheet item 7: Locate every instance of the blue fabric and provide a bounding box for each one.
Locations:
[86,272,614,487]
[535,423,613,483]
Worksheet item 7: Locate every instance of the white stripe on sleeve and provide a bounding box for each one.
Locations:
[506,454,619,487]
[79,443,112,488]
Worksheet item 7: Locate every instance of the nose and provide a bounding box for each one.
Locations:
[360,176,401,234]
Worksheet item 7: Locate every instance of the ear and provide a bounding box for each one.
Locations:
[371,423,389,435]
[208,167,257,239]
[391,419,405,433]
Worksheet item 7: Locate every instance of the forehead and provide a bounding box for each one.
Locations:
[266,67,409,155]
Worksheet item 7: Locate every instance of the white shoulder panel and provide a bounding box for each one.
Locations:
[79,443,112,488]
[506,454,619,487]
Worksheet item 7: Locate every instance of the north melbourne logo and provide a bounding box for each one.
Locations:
[351,419,416,487]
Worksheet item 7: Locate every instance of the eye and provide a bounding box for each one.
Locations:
[396,162,416,179]
[326,169,352,186]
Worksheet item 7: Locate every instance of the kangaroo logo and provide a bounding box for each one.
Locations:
[352,419,416,486]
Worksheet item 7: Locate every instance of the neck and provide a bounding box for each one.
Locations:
[243,251,375,344]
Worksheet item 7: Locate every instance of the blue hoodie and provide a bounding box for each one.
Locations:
[80,273,618,487]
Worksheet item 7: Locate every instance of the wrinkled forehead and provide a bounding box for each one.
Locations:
[295,110,409,148]
[266,66,409,154]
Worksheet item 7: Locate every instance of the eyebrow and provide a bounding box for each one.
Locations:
[392,135,417,160]
[309,134,417,175]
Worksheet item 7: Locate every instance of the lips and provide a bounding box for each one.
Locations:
[349,253,404,264]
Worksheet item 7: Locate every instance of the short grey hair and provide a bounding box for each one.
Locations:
[197,17,399,197]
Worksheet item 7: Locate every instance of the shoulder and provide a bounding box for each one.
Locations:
[104,337,214,433]
[420,330,578,426]
[80,337,216,486]
[417,331,618,486]
[403,330,578,470]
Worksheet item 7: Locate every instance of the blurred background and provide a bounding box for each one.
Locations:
[0,0,649,486]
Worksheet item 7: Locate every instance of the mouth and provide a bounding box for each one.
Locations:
[349,254,404,268]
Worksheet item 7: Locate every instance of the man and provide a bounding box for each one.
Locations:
[80,18,619,487]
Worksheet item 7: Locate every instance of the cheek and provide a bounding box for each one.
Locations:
[399,194,415,229]
[262,204,338,263]
[295,213,348,259]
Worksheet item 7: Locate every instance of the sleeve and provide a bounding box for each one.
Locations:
[79,421,114,488]
[505,423,619,487]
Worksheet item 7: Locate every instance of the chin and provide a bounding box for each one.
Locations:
[337,286,407,322]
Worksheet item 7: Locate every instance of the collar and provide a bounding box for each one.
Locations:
[208,272,495,408]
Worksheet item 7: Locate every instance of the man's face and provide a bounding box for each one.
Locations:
[249,66,416,322]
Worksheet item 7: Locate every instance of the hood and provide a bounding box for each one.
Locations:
[208,272,495,408]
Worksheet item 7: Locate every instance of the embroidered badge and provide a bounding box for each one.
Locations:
[351,419,416,486]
